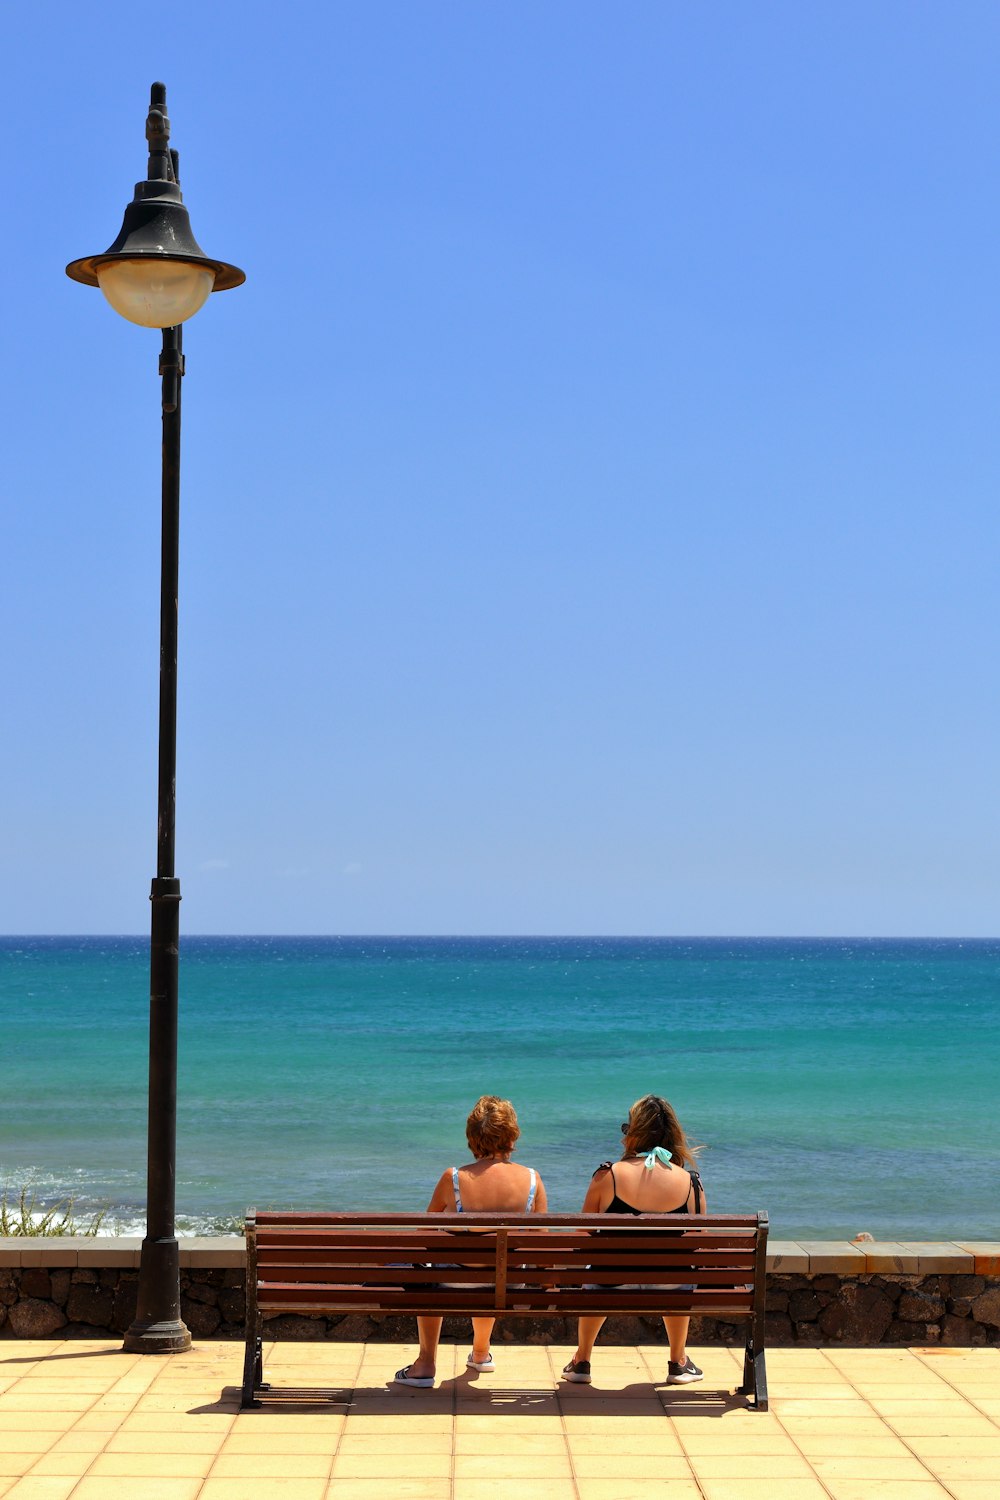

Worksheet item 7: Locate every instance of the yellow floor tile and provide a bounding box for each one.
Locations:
[333,1455,451,1479]
[85,1452,218,1478]
[818,1484,952,1500]
[697,1481,829,1500]
[452,1482,576,1500]
[326,1483,451,1500]
[341,1413,454,1434]
[688,1455,817,1479]
[221,1432,342,1455]
[920,1456,1000,1479]
[454,1432,564,1454]
[2,1481,81,1500]
[44,1435,106,1455]
[676,1434,801,1456]
[775,1416,891,1436]
[571,1454,692,1479]
[454,1452,573,1478]
[942,1484,1000,1500]
[0,1416,73,1433]
[566,1433,683,1455]
[67,1482,204,1500]
[810,1455,937,1480]
[792,1434,915,1457]
[105,1425,228,1455]
[213,1453,333,1477]
[906,1435,1000,1455]
[201,1483,328,1500]
[771,1399,875,1418]
[0,1461,50,1481]
[576,1484,702,1500]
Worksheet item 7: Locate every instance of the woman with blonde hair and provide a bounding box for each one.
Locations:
[394,1095,548,1387]
[561,1093,706,1387]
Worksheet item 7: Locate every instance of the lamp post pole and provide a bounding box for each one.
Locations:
[125,320,187,1353]
[67,84,243,1353]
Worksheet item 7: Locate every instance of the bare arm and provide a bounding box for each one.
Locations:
[425,1169,454,1213]
[580,1166,612,1216]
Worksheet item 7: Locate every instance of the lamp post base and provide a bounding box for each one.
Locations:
[123,1234,191,1353]
[123,1317,192,1354]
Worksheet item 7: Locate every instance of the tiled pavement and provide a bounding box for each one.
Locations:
[1,1339,999,1499]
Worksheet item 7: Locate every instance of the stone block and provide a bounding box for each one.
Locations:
[794,1321,825,1344]
[179,1237,245,1269]
[767,1242,809,1273]
[887,1319,928,1342]
[180,1298,221,1337]
[49,1270,71,1306]
[328,1313,376,1341]
[950,1274,986,1297]
[818,1282,894,1342]
[112,1278,138,1333]
[955,1243,1000,1275]
[896,1243,974,1274]
[182,1279,219,1305]
[79,1243,140,1269]
[971,1286,1000,1328]
[66,1284,114,1327]
[261,1313,326,1339]
[860,1243,920,1274]
[941,1313,977,1345]
[218,1287,246,1324]
[898,1290,945,1321]
[17,1241,81,1268]
[800,1242,866,1274]
[8,1298,67,1338]
[788,1287,824,1322]
[765,1311,794,1344]
[19,1269,51,1300]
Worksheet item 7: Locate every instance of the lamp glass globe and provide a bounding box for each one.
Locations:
[96,258,215,327]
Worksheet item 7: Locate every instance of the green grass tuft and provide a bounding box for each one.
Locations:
[0,1183,110,1237]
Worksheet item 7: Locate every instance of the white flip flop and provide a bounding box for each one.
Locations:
[466,1352,496,1372]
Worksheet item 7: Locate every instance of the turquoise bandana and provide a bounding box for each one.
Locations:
[643,1146,672,1170]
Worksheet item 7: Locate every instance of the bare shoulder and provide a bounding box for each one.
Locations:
[591,1160,613,1179]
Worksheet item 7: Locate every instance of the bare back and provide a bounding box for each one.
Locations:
[427,1158,547,1214]
[583,1157,704,1215]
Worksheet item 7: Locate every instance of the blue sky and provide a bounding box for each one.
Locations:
[4,2,999,935]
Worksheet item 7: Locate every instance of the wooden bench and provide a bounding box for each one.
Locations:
[242,1208,769,1410]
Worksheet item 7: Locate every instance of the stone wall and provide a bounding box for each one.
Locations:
[2,1239,999,1346]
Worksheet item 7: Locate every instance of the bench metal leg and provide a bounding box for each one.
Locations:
[241,1331,264,1409]
[752,1348,768,1411]
[738,1339,768,1410]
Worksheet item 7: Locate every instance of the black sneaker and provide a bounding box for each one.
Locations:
[562,1359,592,1384]
[666,1357,703,1385]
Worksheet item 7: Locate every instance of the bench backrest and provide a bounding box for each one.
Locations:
[246,1210,769,1319]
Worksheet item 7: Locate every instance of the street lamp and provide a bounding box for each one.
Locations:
[67,83,244,1354]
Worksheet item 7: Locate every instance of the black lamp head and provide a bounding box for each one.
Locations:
[66,83,244,315]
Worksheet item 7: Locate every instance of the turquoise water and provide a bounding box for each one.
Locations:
[1,936,997,1239]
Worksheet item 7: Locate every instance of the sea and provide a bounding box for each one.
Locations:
[1,936,997,1241]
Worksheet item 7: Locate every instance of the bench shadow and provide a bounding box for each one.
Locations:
[224,1373,754,1419]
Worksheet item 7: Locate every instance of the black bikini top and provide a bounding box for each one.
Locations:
[596,1161,704,1215]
